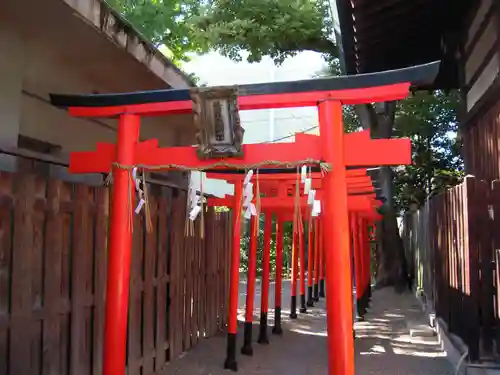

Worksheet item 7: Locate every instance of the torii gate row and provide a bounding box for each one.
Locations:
[216,195,381,353]
[205,170,381,344]
[206,170,381,202]
[207,165,381,314]
[49,60,438,375]
[207,194,381,211]
[206,171,379,195]
[206,183,381,306]
[230,172,381,322]
[207,168,371,180]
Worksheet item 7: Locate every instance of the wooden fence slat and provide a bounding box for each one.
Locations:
[60,183,73,375]
[191,221,199,347]
[0,173,12,375]
[10,173,36,375]
[155,193,169,371]
[143,196,157,375]
[93,188,108,375]
[492,180,500,353]
[128,213,144,375]
[71,185,93,375]
[478,179,495,354]
[463,176,481,360]
[170,193,185,359]
[183,224,192,350]
[42,180,63,375]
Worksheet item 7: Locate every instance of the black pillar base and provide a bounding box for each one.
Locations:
[313,283,319,301]
[307,286,314,307]
[290,296,298,319]
[224,333,238,371]
[299,294,307,313]
[356,298,366,318]
[272,306,283,335]
[358,287,370,317]
[257,313,269,344]
[319,279,325,298]
[241,322,253,356]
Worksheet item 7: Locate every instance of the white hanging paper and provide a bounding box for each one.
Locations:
[301,165,307,183]
[244,206,252,220]
[312,200,321,216]
[244,170,254,186]
[304,178,311,195]
[250,203,257,216]
[189,205,201,221]
[135,198,146,214]
[245,182,253,195]
[308,189,316,205]
[243,192,253,208]
[190,186,197,203]
[190,195,200,209]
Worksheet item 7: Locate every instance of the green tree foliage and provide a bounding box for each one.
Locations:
[106,0,203,64]
[191,0,336,64]
[106,0,336,64]
[392,91,463,211]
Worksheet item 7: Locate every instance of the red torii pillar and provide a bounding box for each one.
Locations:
[241,213,259,355]
[55,83,412,375]
[272,215,284,335]
[258,211,273,344]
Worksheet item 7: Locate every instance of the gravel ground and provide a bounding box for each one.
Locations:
[161,280,455,375]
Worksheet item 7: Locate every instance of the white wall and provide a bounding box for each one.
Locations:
[184,51,327,196]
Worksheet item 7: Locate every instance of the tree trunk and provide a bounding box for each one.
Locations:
[355,103,410,292]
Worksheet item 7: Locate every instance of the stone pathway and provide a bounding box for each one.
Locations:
[162,283,455,375]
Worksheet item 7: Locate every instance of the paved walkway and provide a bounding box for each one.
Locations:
[163,282,454,375]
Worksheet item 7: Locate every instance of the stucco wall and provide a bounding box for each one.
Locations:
[0,0,195,183]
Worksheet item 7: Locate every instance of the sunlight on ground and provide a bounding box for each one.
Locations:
[360,344,386,355]
[289,327,327,337]
[357,317,448,360]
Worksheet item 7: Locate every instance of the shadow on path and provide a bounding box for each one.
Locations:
[162,284,454,375]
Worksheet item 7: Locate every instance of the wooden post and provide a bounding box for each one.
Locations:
[273,216,284,335]
[363,219,372,305]
[290,228,299,319]
[102,114,140,375]
[242,214,258,356]
[313,218,320,301]
[318,100,355,375]
[319,219,325,298]
[224,180,243,371]
[299,216,307,313]
[258,212,272,344]
[352,214,364,318]
[307,214,314,307]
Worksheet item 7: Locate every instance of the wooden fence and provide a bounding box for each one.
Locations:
[0,171,232,375]
[402,176,500,361]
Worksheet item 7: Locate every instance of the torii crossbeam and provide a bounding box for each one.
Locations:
[49,61,437,375]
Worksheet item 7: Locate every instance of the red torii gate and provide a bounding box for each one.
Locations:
[48,62,436,375]
[205,167,383,346]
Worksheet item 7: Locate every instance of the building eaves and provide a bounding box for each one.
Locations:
[62,0,196,88]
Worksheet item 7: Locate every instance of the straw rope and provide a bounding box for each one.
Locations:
[110,159,331,172]
[105,159,331,238]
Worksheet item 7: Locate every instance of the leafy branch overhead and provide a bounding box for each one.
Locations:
[106,0,337,64]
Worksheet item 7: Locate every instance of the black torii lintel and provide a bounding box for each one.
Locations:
[49,61,440,108]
